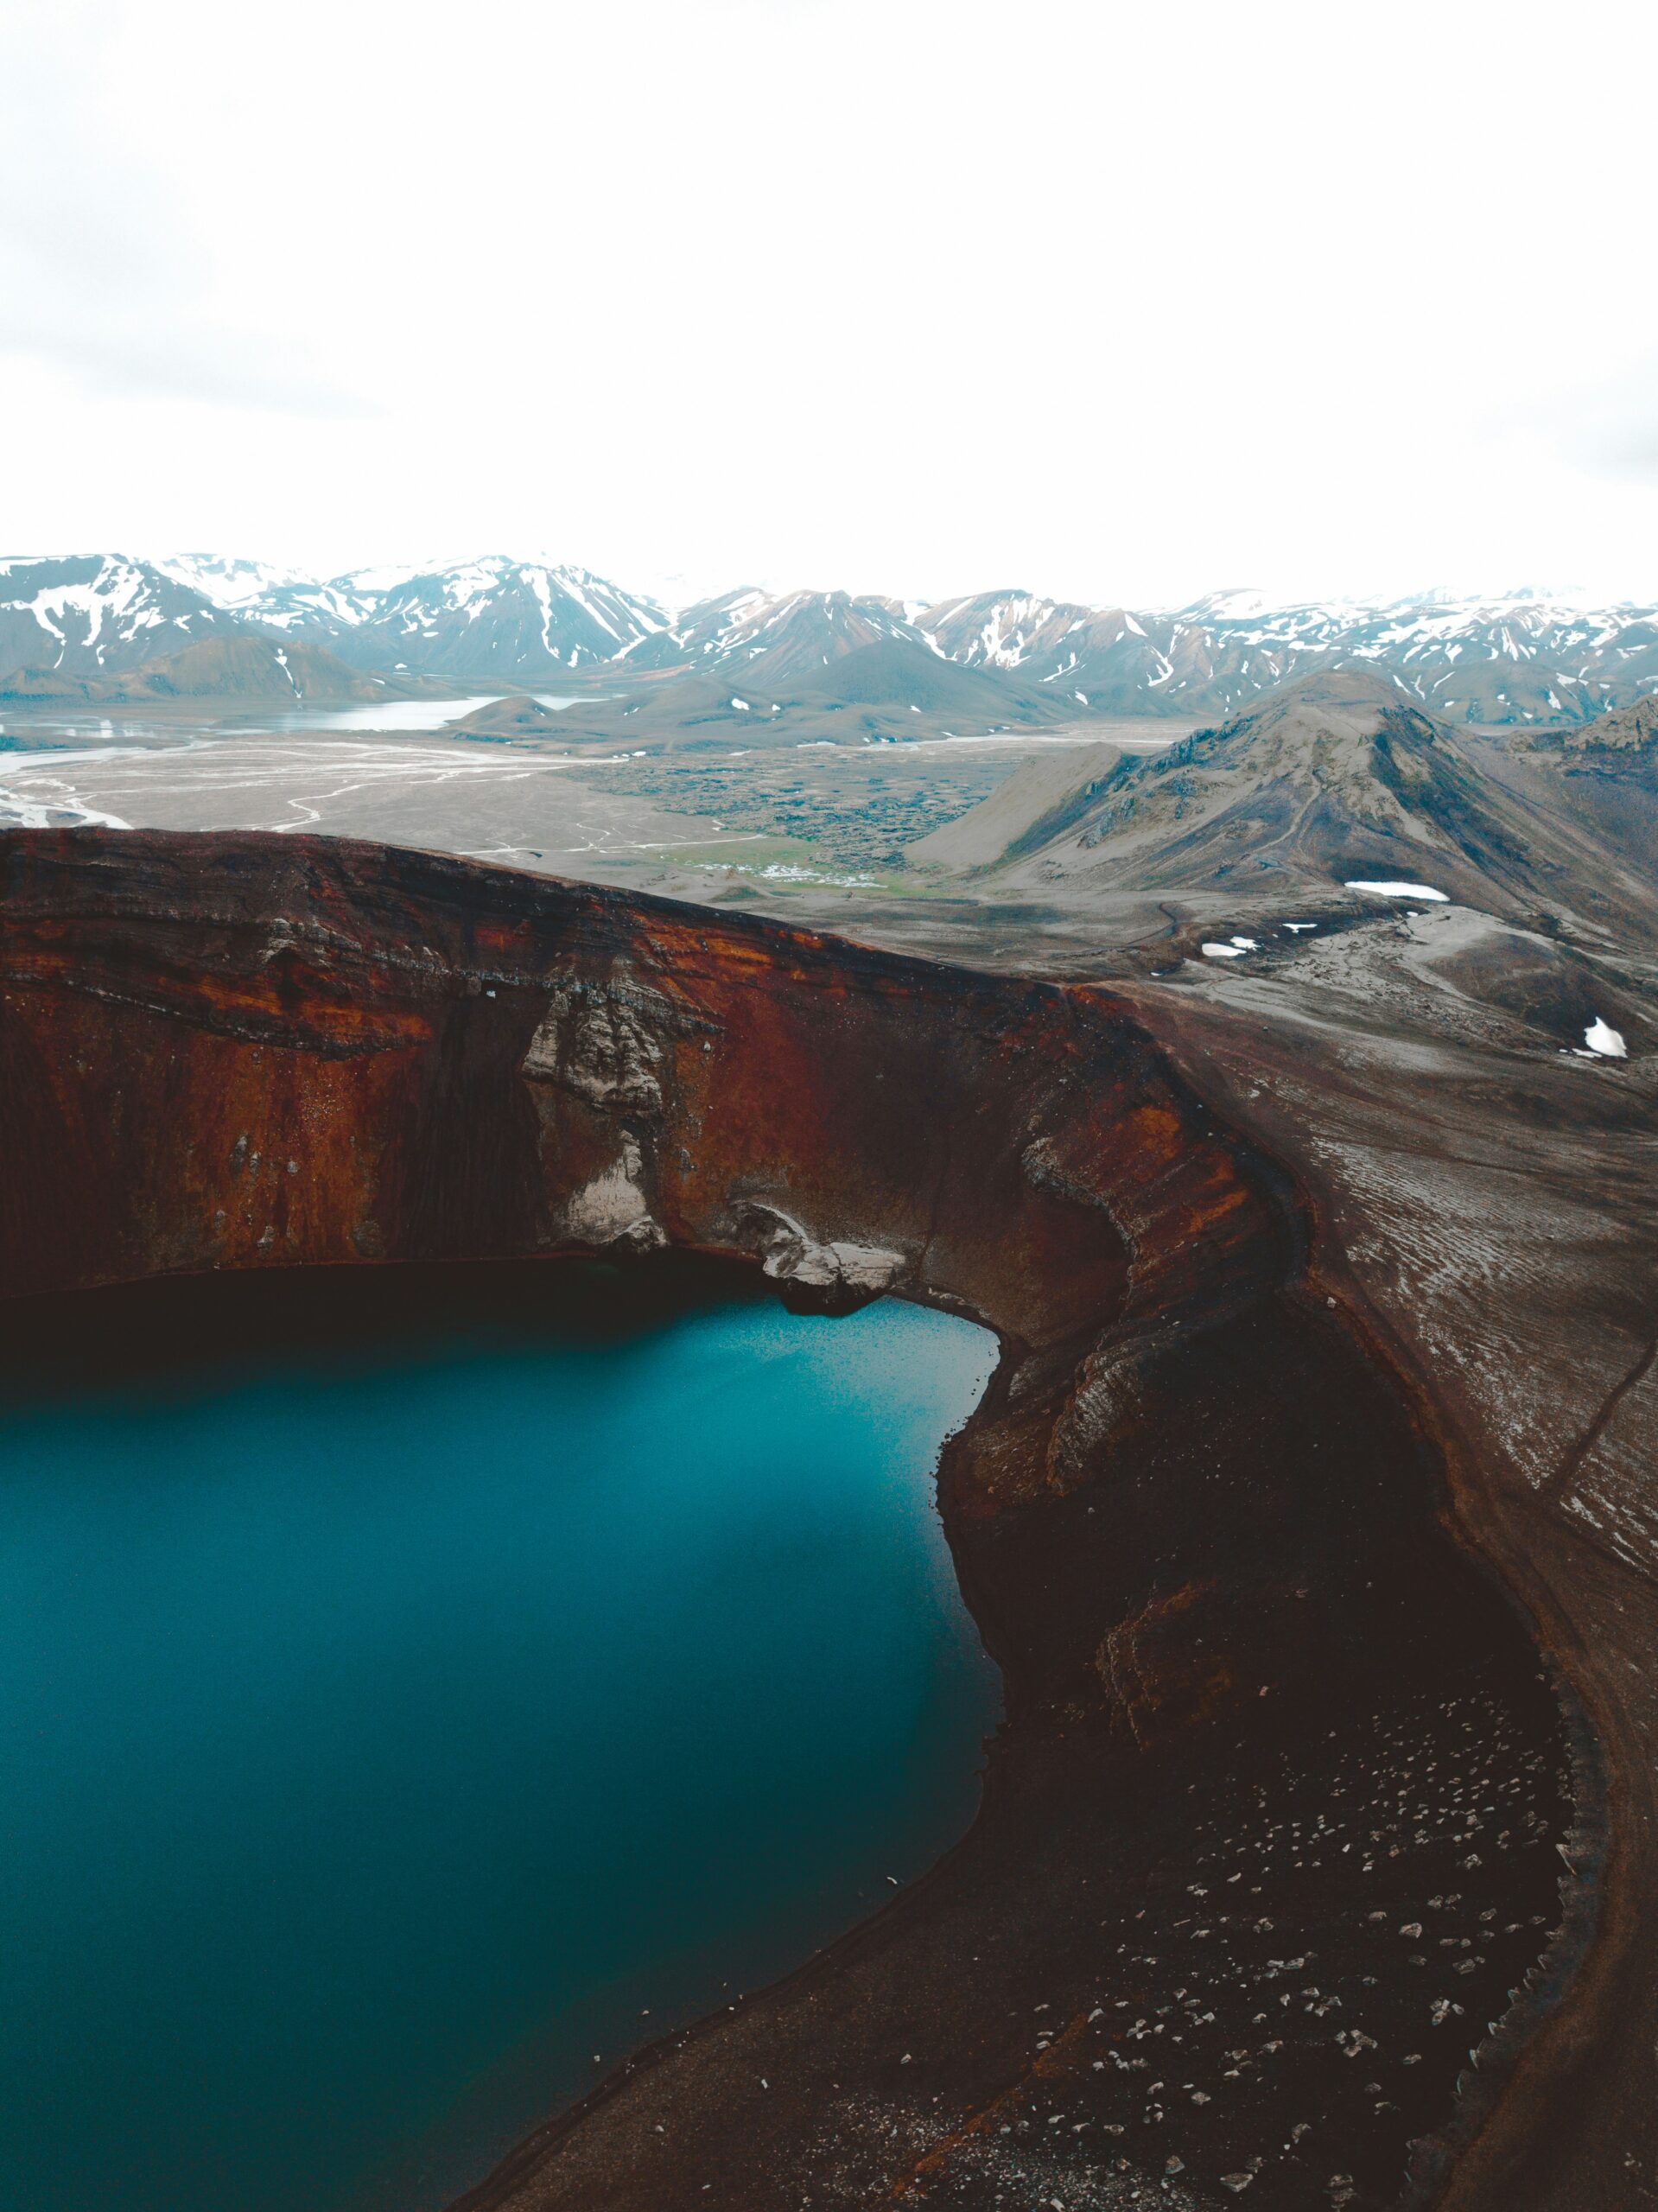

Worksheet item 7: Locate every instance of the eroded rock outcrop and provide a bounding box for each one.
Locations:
[522,980,674,1112]
[739,1200,909,1312]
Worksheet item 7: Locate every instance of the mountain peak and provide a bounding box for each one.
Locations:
[1204,666,1415,728]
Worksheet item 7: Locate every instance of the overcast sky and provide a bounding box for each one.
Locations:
[4,0,1657,610]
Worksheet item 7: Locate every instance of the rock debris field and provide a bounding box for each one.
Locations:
[796,1675,1571,2210]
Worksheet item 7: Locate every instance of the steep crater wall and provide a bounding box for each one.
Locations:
[0,831,1579,2212]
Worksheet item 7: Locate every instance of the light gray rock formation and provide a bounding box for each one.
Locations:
[740,1202,907,1312]
[522,977,685,1114]
[562,1139,665,1253]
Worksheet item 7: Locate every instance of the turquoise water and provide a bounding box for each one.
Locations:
[0,1260,999,2212]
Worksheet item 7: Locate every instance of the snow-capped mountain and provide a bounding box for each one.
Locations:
[622,588,931,681]
[0,552,669,685]
[150,553,321,609]
[1172,591,1658,726]
[915,588,1658,725]
[5,555,1658,725]
[191,556,664,678]
[0,555,246,677]
[914,592,1189,711]
[276,559,669,677]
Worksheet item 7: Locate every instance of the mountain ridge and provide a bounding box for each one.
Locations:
[0,634,445,705]
[7,554,1658,728]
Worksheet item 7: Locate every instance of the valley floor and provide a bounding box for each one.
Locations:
[0,711,1185,903]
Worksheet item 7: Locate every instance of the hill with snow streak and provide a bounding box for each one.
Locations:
[0,556,246,678]
[619,588,926,680]
[231,557,669,677]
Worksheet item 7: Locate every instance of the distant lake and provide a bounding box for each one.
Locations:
[0,1259,998,2212]
[0,694,588,747]
[233,694,587,734]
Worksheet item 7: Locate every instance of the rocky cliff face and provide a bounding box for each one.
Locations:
[0,832,1588,2212]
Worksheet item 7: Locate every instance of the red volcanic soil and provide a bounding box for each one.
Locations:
[0,832,1606,2212]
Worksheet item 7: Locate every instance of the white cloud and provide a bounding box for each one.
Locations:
[0,9,370,417]
[3,0,1657,604]
[1519,351,1658,487]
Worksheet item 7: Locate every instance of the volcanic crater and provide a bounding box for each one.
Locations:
[0,830,1600,2212]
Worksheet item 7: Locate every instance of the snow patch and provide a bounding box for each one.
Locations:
[1344,880,1449,902]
